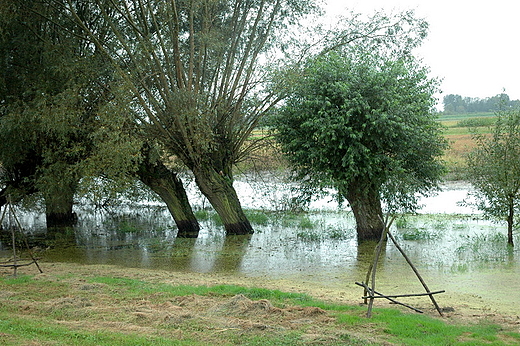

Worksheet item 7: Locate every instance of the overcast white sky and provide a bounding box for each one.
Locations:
[325,0,520,105]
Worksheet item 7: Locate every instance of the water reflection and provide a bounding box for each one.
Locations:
[2,207,518,277]
[1,183,519,315]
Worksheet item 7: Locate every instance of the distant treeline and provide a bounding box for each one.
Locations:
[443,93,520,114]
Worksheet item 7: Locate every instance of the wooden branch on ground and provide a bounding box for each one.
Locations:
[361,290,445,299]
[355,282,424,314]
[0,260,38,268]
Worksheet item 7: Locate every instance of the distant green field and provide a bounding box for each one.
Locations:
[437,112,497,178]
[438,112,496,133]
[437,111,495,122]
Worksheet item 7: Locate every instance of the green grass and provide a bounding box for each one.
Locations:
[88,276,316,305]
[333,306,520,346]
[244,209,270,226]
[439,112,496,136]
[0,315,201,346]
[2,274,519,345]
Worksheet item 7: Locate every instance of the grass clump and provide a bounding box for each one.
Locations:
[194,208,211,221]
[244,209,270,226]
[296,225,351,242]
[401,229,438,241]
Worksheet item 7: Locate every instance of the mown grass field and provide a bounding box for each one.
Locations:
[1,263,519,346]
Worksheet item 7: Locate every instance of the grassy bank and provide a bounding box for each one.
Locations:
[1,263,519,345]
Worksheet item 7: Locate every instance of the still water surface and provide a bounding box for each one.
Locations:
[1,181,519,315]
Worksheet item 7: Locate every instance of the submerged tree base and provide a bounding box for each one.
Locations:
[356,227,384,243]
[176,220,201,238]
[224,221,254,235]
[46,212,78,228]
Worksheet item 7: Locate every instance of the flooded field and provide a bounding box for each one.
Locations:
[1,180,519,316]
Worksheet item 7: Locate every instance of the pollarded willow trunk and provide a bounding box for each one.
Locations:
[44,185,77,228]
[347,182,385,242]
[138,158,200,238]
[193,166,253,235]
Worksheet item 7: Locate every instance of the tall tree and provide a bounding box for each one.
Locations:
[79,80,201,237]
[62,0,320,235]
[273,50,447,241]
[0,0,104,226]
[0,0,200,235]
[465,108,520,246]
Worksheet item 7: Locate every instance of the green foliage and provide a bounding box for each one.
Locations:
[273,49,447,216]
[0,0,137,212]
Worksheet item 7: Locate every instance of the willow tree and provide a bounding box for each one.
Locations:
[0,0,103,226]
[61,0,319,235]
[273,47,447,241]
[1,0,199,235]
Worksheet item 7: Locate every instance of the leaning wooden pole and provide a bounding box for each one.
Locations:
[365,215,396,318]
[356,282,425,313]
[386,230,443,316]
[363,215,394,303]
[366,228,387,318]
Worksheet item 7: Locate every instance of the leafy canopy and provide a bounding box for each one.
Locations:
[273,50,446,213]
[65,0,320,172]
[466,107,520,234]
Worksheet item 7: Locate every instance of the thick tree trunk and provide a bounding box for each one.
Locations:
[44,186,77,228]
[193,166,253,235]
[347,182,385,242]
[138,158,200,238]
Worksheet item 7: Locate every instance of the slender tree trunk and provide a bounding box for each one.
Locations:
[193,166,253,235]
[138,158,200,238]
[507,199,514,246]
[347,182,385,242]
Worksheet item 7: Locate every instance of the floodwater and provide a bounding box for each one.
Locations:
[1,180,519,316]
